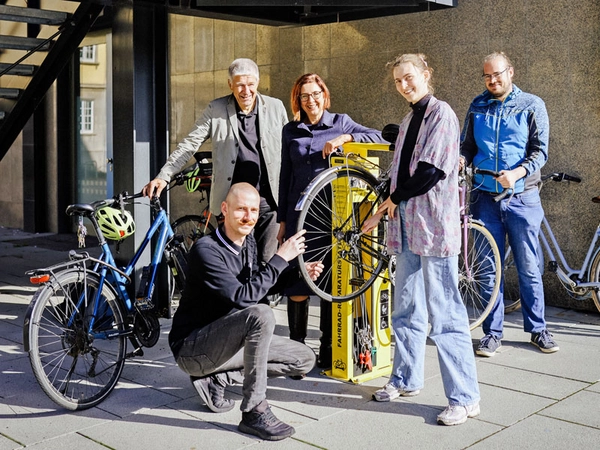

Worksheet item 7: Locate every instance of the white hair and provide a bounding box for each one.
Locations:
[228,58,260,81]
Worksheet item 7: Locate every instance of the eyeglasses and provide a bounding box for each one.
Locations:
[482,67,510,82]
[299,91,323,102]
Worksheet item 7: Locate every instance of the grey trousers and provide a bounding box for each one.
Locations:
[175,303,315,412]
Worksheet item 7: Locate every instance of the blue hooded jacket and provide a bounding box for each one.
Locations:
[460,85,549,193]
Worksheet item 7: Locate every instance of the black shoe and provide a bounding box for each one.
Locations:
[238,402,295,441]
[316,344,332,369]
[191,374,235,413]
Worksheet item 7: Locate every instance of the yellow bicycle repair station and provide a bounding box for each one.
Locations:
[325,143,393,383]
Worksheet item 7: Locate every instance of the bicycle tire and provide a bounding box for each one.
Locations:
[459,221,502,330]
[589,248,600,313]
[169,215,215,313]
[165,240,189,318]
[503,246,521,313]
[296,167,388,302]
[25,269,127,410]
[171,214,215,252]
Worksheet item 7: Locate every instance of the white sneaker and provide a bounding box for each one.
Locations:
[437,403,480,426]
[372,382,420,402]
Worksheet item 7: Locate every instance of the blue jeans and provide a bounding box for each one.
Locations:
[470,189,546,337]
[175,304,315,412]
[389,203,480,406]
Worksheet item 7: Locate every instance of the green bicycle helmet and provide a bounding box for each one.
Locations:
[96,206,136,241]
[184,165,202,193]
[184,161,212,192]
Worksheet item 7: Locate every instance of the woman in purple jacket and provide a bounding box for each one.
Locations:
[277,73,383,368]
[362,54,480,426]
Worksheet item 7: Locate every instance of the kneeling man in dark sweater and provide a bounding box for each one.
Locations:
[169,182,323,441]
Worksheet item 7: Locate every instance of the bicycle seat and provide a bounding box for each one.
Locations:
[66,203,95,216]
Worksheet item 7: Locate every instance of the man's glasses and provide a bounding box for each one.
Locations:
[482,67,510,82]
[299,91,323,102]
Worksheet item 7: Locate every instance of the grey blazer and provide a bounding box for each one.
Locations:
[157,93,289,214]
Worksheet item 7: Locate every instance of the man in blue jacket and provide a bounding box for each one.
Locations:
[460,52,558,356]
[143,58,288,265]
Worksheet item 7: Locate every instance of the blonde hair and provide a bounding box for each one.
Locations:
[386,53,434,94]
[483,52,513,71]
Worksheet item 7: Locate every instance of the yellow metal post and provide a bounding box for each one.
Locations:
[323,143,393,383]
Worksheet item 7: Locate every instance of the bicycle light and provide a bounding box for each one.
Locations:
[30,273,50,284]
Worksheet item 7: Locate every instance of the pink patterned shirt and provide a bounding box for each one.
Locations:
[387,96,461,257]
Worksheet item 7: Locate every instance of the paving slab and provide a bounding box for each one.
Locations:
[468,413,600,450]
[539,389,600,429]
[3,231,600,449]
[476,360,589,400]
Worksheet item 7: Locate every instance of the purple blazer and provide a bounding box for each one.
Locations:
[278,110,383,238]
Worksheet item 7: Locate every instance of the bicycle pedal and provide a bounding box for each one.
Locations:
[135,299,154,311]
[126,347,145,358]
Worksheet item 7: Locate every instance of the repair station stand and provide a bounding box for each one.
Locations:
[323,143,393,383]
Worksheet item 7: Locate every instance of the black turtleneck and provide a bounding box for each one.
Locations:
[390,94,445,204]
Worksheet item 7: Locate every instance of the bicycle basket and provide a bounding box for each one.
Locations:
[95,206,136,241]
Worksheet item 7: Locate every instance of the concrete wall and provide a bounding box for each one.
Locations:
[167,0,598,311]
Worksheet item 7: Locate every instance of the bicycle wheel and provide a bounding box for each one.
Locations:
[589,248,600,312]
[503,245,521,313]
[164,240,189,318]
[459,221,502,330]
[25,269,127,410]
[297,167,387,302]
[171,214,215,252]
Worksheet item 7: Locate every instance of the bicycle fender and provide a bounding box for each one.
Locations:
[294,165,377,211]
[467,218,487,228]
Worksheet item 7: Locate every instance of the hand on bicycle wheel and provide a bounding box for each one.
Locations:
[305,261,324,281]
[276,229,308,262]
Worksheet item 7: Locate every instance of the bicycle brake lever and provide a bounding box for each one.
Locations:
[493,188,513,202]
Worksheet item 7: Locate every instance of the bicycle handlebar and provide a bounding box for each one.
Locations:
[542,172,582,183]
[472,168,512,202]
[472,169,583,203]
[66,191,146,217]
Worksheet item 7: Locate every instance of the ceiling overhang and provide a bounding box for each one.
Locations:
[165,1,457,26]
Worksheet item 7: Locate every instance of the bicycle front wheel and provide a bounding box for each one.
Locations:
[25,269,127,410]
[296,168,387,302]
[589,248,600,313]
[459,221,502,330]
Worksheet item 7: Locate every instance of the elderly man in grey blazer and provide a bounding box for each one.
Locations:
[143,58,289,264]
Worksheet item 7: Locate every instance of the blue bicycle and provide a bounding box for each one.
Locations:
[22,191,187,410]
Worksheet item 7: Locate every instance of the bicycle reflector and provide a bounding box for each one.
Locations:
[95,207,136,241]
[30,273,50,284]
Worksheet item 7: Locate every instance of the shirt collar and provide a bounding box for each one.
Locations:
[235,99,258,118]
[299,109,333,131]
[410,94,432,112]
[216,224,243,255]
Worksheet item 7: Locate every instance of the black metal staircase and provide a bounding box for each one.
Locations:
[0,1,104,162]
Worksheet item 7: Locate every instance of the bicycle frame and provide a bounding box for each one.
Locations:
[99,209,172,305]
[538,215,600,293]
[27,195,175,339]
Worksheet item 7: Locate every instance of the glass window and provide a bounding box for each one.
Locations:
[80,99,94,134]
[80,45,97,63]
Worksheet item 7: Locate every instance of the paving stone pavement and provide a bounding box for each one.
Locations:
[1,227,600,449]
